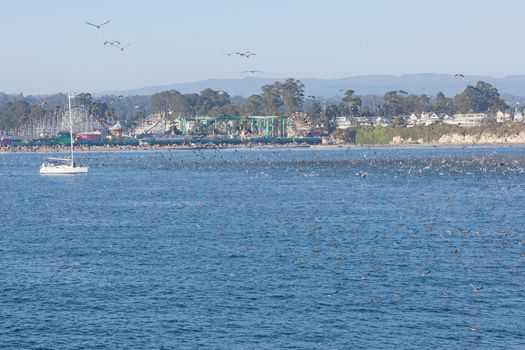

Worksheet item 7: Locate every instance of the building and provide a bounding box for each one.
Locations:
[496,111,512,123]
[336,116,352,129]
[513,111,525,122]
[446,113,489,126]
[407,112,439,126]
[109,120,124,139]
[76,132,102,142]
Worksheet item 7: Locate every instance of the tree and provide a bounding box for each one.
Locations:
[323,104,340,134]
[240,94,264,116]
[196,88,230,116]
[475,81,507,112]
[209,104,240,118]
[454,85,482,113]
[381,90,408,117]
[261,83,283,115]
[405,94,431,114]
[75,93,93,107]
[341,89,362,116]
[0,100,31,130]
[29,104,48,123]
[454,81,508,113]
[435,91,455,115]
[308,101,323,123]
[280,78,305,115]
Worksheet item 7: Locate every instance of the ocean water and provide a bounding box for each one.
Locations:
[0,146,524,349]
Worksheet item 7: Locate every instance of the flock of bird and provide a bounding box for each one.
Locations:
[222,50,262,75]
[94,148,522,338]
[85,19,468,82]
[85,19,131,52]
[86,19,261,74]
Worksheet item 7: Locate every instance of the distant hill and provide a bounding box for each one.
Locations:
[95,74,525,100]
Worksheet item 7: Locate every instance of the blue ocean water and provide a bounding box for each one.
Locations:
[0,147,524,349]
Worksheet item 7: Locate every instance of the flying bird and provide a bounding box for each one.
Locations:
[454,73,465,79]
[85,20,111,29]
[237,51,256,58]
[104,41,121,46]
[116,43,131,51]
[243,70,263,74]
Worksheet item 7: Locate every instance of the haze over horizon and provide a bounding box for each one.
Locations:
[2,0,525,95]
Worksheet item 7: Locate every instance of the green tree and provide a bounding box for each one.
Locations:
[280,78,305,115]
[341,89,362,116]
[75,93,93,107]
[381,90,408,117]
[308,101,323,123]
[435,91,455,115]
[209,104,240,118]
[0,100,31,130]
[323,104,340,134]
[261,83,283,115]
[240,94,264,116]
[454,81,508,113]
[196,88,230,116]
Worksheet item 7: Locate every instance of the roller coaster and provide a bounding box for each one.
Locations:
[3,109,321,147]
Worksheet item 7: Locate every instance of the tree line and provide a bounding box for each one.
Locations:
[0,79,513,133]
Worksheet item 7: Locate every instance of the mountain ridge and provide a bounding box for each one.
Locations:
[94,74,525,99]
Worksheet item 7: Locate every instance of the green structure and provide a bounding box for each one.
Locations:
[175,115,288,137]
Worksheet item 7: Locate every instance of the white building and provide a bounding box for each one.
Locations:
[336,116,352,129]
[496,110,512,123]
[407,112,440,126]
[446,113,488,126]
[513,111,525,122]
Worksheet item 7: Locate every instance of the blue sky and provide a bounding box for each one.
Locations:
[1,0,524,94]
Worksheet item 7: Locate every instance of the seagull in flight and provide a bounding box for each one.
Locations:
[86,20,111,29]
[454,73,465,80]
[104,41,121,47]
[116,43,131,51]
[243,70,263,74]
[237,51,256,58]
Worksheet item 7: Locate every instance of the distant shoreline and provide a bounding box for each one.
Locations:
[1,142,524,154]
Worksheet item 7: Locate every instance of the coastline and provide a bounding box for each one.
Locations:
[1,141,524,154]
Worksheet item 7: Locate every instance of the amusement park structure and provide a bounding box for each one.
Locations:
[131,112,313,138]
[5,107,317,146]
[6,105,112,140]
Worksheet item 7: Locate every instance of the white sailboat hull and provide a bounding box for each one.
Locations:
[39,94,89,176]
[40,164,88,175]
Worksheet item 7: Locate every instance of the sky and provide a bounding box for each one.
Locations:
[1,0,525,95]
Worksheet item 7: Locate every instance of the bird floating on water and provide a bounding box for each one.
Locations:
[469,283,482,292]
[324,290,338,298]
[86,20,111,29]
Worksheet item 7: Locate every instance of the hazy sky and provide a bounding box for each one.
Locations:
[2,0,524,95]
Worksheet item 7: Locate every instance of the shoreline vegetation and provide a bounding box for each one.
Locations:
[2,125,524,153]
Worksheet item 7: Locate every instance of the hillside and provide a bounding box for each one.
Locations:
[95,74,525,99]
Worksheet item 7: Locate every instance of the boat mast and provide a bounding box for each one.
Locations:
[68,93,74,166]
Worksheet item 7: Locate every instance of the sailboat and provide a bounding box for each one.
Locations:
[40,94,88,175]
